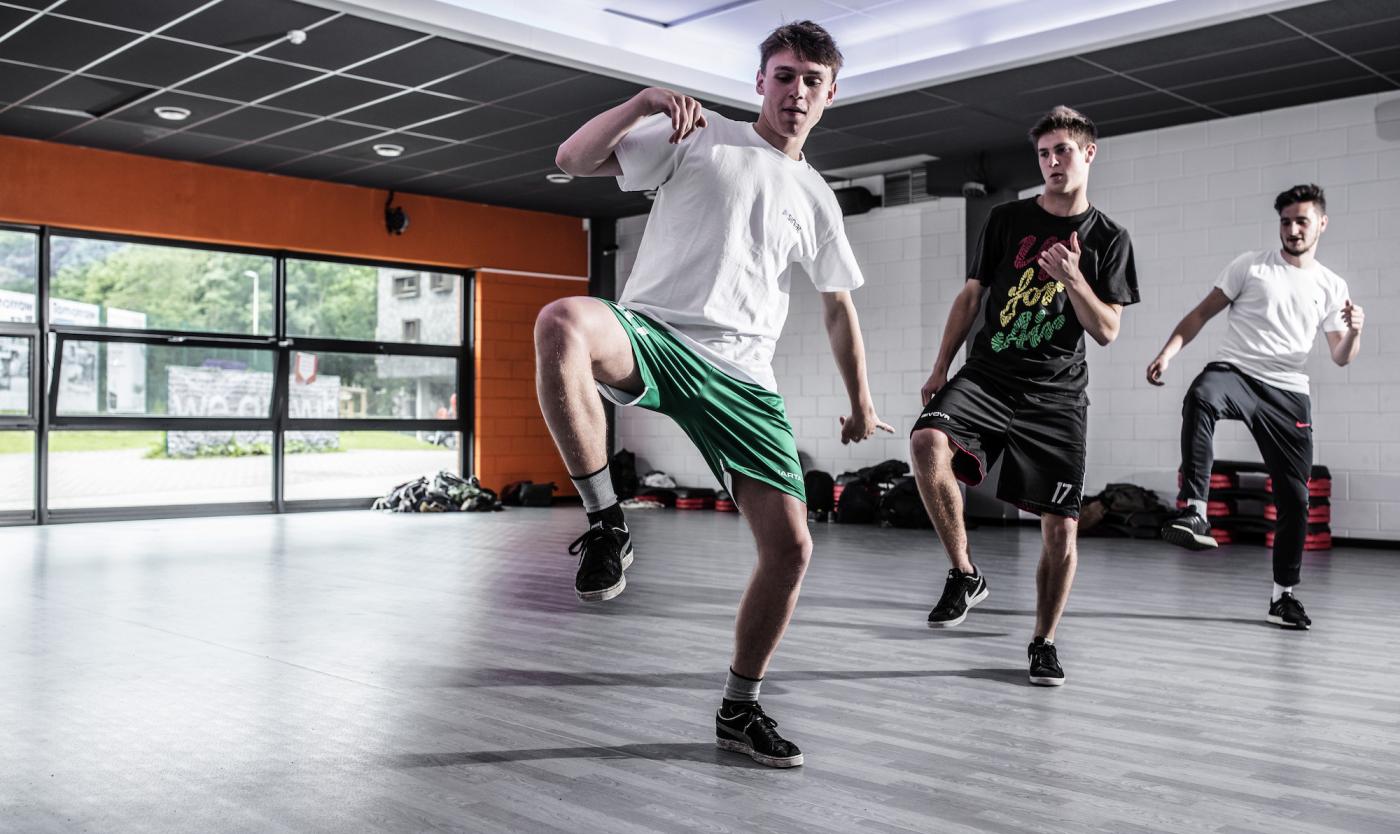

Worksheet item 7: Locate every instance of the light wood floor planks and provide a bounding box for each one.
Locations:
[1,508,1398,833]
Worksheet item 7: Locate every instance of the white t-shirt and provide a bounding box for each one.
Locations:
[614,109,863,391]
[1214,249,1348,394]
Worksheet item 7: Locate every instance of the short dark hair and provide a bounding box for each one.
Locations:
[759,20,843,81]
[1275,183,1326,215]
[1028,106,1097,148]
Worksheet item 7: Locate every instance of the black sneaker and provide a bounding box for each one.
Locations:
[1161,508,1218,550]
[926,568,988,628]
[715,701,803,768]
[568,523,633,602]
[1028,638,1065,686]
[1267,592,1311,630]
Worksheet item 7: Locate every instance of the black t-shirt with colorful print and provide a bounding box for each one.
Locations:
[963,197,1139,401]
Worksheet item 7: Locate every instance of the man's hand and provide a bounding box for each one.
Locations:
[1037,231,1084,287]
[1146,354,1169,386]
[640,87,707,143]
[1342,299,1364,333]
[839,408,895,445]
[920,367,948,406]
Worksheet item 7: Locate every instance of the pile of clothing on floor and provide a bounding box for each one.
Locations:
[372,471,502,513]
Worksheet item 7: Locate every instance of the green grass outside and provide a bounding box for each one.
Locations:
[0,430,446,455]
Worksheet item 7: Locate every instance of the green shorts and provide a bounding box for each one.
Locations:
[597,300,805,504]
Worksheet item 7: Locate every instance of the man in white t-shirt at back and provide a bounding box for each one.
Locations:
[535,20,892,768]
[1147,184,1364,630]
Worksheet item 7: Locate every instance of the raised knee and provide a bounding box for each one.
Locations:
[911,428,954,469]
[534,299,587,351]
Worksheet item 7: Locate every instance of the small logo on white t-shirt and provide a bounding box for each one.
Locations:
[781,209,803,235]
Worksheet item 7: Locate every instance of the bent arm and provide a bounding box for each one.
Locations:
[931,278,985,376]
[1327,329,1360,366]
[1155,288,1232,363]
[555,95,651,177]
[1063,282,1123,346]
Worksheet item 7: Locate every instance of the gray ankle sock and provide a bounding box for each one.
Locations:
[1187,498,1207,518]
[571,464,616,514]
[723,667,762,702]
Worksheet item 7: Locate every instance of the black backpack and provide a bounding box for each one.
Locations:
[804,470,835,512]
[836,478,880,524]
[878,476,931,529]
[1082,483,1170,538]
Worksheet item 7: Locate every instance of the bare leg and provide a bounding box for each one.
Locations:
[727,474,813,679]
[1034,515,1078,640]
[533,298,642,476]
[910,428,974,574]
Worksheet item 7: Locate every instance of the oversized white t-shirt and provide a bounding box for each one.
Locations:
[614,109,863,391]
[1214,249,1349,394]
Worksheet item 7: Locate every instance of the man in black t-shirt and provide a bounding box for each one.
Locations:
[909,106,1139,686]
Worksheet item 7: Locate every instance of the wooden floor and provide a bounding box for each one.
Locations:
[2,508,1398,833]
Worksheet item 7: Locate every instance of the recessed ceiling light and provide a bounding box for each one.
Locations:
[644,189,658,200]
[545,172,574,184]
[153,106,191,122]
[372,143,405,158]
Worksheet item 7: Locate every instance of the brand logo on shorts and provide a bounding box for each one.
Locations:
[778,470,800,481]
[781,209,803,235]
[928,411,951,421]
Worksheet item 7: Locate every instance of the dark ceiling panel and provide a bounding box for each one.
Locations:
[258,14,423,70]
[1274,0,1400,32]
[139,130,243,160]
[274,119,383,152]
[837,105,1006,141]
[998,74,1157,120]
[163,0,334,50]
[396,141,511,172]
[341,92,469,131]
[1313,16,1400,53]
[472,117,576,152]
[110,91,237,128]
[1353,47,1400,74]
[0,62,67,104]
[206,142,312,170]
[932,59,1105,105]
[352,37,503,87]
[1129,39,1336,89]
[28,76,150,118]
[501,74,645,118]
[460,149,557,183]
[0,16,136,70]
[178,57,322,101]
[1210,76,1395,116]
[262,75,399,117]
[0,5,31,33]
[415,105,538,142]
[89,37,230,87]
[0,0,47,7]
[269,155,362,179]
[335,133,450,163]
[62,118,168,151]
[1096,104,1219,136]
[1075,91,1193,124]
[56,0,213,31]
[336,164,435,190]
[1179,57,1372,105]
[197,106,314,141]
[428,55,578,104]
[1082,17,1297,71]
[0,106,89,139]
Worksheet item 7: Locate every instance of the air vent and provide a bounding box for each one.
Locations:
[882,167,939,207]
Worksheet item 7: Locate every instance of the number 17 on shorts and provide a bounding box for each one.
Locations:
[1051,481,1078,505]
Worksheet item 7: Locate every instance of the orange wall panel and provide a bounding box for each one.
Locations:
[474,271,589,495]
[0,136,586,275]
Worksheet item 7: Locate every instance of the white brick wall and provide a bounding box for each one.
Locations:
[1090,91,1400,541]
[613,90,1399,541]
[613,199,965,489]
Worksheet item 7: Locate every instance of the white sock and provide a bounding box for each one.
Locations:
[1187,499,1207,518]
[570,464,616,514]
[1272,582,1292,602]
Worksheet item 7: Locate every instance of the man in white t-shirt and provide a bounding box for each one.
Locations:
[1147,184,1364,629]
[536,21,892,768]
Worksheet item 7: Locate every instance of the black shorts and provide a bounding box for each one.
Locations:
[911,371,1087,518]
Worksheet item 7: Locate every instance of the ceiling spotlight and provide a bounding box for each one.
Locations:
[286,29,307,45]
[372,143,404,158]
[153,106,191,122]
[545,172,573,184]
[644,189,658,200]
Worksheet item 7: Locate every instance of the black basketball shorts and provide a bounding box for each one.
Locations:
[911,371,1088,518]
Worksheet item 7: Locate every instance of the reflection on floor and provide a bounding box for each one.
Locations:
[2,508,1397,832]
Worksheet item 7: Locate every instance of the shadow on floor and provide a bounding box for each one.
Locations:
[974,607,1266,626]
[426,666,1028,690]
[390,742,767,770]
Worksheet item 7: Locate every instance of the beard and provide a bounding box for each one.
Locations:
[1281,237,1313,257]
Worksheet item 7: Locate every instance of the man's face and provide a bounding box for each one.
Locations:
[756,48,835,138]
[1036,129,1095,194]
[1279,201,1326,256]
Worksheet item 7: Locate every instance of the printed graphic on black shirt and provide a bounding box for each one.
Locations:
[965,197,1139,399]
